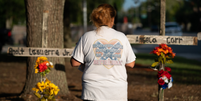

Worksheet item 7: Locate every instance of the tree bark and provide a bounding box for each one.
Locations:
[21,0,69,99]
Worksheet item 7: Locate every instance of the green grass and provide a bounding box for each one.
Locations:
[135,53,201,84]
[135,53,201,70]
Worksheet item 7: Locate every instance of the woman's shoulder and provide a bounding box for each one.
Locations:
[112,29,127,38]
[82,30,96,38]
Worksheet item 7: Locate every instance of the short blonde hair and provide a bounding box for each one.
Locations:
[90,4,116,28]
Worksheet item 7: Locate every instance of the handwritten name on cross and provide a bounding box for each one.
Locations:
[7,47,74,57]
[7,34,201,57]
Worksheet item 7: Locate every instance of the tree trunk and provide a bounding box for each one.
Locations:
[21,0,69,99]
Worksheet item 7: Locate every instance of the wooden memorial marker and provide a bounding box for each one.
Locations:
[127,35,198,45]
[7,34,200,57]
[7,47,74,57]
[198,32,201,41]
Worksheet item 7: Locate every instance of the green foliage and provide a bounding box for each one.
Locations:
[175,0,201,32]
[166,0,184,22]
[34,92,41,99]
[151,53,174,69]
[68,0,124,25]
[0,0,25,27]
[0,0,125,27]
[68,0,82,25]
[136,0,161,27]
[151,62,159,67]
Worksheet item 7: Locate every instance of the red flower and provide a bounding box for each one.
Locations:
[158,78,165,85]
[157,70,172,79]
[157,70,164,78]
[161,71,171,79]
[159,43,168,49]
[38,62,48,72]
[165,67,171,72]
[164,72,172,79]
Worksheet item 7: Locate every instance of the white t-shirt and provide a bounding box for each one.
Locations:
[72,26,136,101]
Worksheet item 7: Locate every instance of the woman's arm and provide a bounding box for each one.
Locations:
[70,57,81,67]
[125,61,135,68]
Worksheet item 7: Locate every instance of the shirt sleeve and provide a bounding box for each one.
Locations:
[71,37,84,64]
[125,36,136,64]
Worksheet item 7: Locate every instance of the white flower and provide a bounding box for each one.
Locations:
[46,63,49,66]
[161,76,168,83]
[49,62,53,66]
[168,82,173,89]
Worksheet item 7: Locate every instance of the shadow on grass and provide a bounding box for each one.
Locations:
[130,66,201,85]
[170,68,201,84]
[0,93,25,101]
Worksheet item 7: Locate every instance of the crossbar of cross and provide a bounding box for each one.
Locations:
[7,33,201,57]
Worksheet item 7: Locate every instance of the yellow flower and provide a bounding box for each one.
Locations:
[36,56,47,64]
[54,87,60,95]
[35,69,38,73]
[39,56,47,61]
[48,83,60,95]
[50,90,54,95]
[49,65,53,68]
[34,63,38,69]
[32,87,39,93]
[36,58,40,63]
[37,81,46,92]
[45,78,51,86]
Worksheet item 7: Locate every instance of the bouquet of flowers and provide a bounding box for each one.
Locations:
[150,44,175,89]
[32,78,60,101]
[150,43,175,69]
[157,67,173,89]
[34,56,53,76]
[33,56,59,101]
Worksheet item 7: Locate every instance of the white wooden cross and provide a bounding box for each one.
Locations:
[7,33,201,57]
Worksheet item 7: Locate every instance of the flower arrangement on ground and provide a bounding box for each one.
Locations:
[150,43,175,89]
[32,79,60,101]
[34,56,53,76]
[157,67,173,89]
[32,56,59,101]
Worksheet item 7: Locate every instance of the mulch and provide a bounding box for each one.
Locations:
[0,59,200,101]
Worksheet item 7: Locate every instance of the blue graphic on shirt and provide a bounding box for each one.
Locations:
[93,41,123,60]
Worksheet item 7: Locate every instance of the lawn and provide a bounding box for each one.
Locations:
[135,53,201,84]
